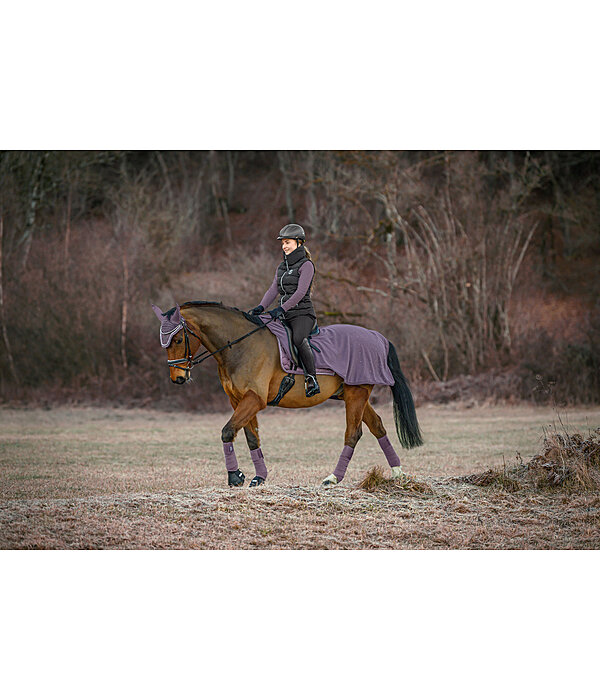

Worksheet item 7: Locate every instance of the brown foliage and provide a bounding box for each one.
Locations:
[461,429,600,492]
[460,469,521,492]
[2,150,600,406]
[523,430,600,490]
[357,465,433,495]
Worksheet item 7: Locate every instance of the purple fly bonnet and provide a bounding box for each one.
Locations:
[152,304,184,348]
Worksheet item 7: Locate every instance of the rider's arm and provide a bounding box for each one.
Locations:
[281,262,315,312]
[259,273,278,309]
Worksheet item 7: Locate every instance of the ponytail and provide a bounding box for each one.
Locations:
[301,245,315,297]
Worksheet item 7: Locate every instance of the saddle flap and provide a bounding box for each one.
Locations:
[281,321,299,367]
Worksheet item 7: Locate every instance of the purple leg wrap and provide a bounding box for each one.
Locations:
[223,442,238,472]
[378,435,401,467]
[333,445,355,482]
[250,447,268,479]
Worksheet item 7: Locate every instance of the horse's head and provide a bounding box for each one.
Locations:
[152,303,202,384]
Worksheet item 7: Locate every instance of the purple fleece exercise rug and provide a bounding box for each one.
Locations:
[259,314,394,386]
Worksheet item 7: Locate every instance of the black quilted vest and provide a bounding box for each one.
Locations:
[276,246,316,319]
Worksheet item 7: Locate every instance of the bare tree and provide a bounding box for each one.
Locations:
[376,152,544,378]
[0,216,18,383]
[278,151,295,222]
[209,151,232,243]
[18,152,47,271]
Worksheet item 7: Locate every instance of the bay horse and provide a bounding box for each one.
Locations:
[152,301,422,487]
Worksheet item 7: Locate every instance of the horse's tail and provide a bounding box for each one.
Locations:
[386,340,423,449]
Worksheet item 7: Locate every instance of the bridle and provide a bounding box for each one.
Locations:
[167,316,270,380]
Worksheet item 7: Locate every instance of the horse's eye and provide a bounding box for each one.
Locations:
[175,338,183,344]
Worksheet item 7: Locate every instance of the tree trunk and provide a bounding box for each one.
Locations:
[155,150,174,208]
[19,152,47,272]
[210,151,232,243]
[278,151,295,222]
[64,181,72,272]
[0,217,18,383]
[226,150,236,205]
[305,151,317,234]
[121,245,129,370]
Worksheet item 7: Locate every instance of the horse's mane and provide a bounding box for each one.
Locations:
[166,301,263,326]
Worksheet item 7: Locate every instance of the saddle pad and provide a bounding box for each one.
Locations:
[259,314,394,386]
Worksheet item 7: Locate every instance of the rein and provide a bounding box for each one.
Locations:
[167,316,270,379]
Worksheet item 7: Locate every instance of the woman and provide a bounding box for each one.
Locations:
[248,223,320,397]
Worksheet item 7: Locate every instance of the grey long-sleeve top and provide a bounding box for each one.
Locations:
[259,261,315,312]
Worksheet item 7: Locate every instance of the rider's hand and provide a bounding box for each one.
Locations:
[268,306,285,320]
[248,305,264,316]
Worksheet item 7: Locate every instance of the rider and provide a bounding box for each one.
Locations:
[248,223,320,398]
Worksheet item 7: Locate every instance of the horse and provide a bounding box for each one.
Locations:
[152,301,423,487]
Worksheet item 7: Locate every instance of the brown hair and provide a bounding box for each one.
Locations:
[302,245,315,296]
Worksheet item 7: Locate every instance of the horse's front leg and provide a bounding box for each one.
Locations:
[221,390,266,487]
[243,417,268,487]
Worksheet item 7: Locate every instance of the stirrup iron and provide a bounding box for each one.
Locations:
[305,374,320,398]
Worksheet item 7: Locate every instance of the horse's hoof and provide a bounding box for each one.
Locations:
[249,476,265,487]
[391,466,406,479]
[228,469,245,487]
[321,474,338,486]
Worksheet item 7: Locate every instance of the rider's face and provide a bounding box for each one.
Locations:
[281,238,299,255]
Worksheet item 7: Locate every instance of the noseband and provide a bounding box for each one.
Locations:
[167,316,269,380]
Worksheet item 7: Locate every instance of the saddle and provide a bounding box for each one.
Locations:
[280,318,320,368]
[267,318,323,406]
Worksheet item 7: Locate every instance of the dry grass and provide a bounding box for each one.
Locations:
[1,403,600,549]
[458,426,600,494]
[518,428,600,490]
[459,469,522,492]
[357,465,433,495]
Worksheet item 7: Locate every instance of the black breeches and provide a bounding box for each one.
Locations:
[287,315,316,375]
[288,315,314,348]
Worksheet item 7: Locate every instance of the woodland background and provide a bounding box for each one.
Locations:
[0,150,599,410]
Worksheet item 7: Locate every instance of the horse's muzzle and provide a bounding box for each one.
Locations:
[172,376,186,384]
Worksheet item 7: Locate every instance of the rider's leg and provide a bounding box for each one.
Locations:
[289,315,320,397]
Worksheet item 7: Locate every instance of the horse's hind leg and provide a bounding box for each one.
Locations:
[362,401,404,478]
[221,390,266,487]
[322,385,371,486]
[243,417,268,487]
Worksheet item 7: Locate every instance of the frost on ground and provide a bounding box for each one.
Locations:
[1,405,599,549]
[1,479,599,550]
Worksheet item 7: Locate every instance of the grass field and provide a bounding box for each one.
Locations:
[1,402,600,549]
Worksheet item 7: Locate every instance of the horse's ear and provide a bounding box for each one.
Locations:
[151,304,165,321]
[172,304,182,324]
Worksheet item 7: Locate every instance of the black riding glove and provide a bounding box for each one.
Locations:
[268,306,285,320]
[248,305,264,316]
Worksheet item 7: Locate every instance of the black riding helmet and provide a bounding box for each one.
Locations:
[277,223,306,241]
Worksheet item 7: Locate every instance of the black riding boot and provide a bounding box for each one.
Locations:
[298,338,320,397]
